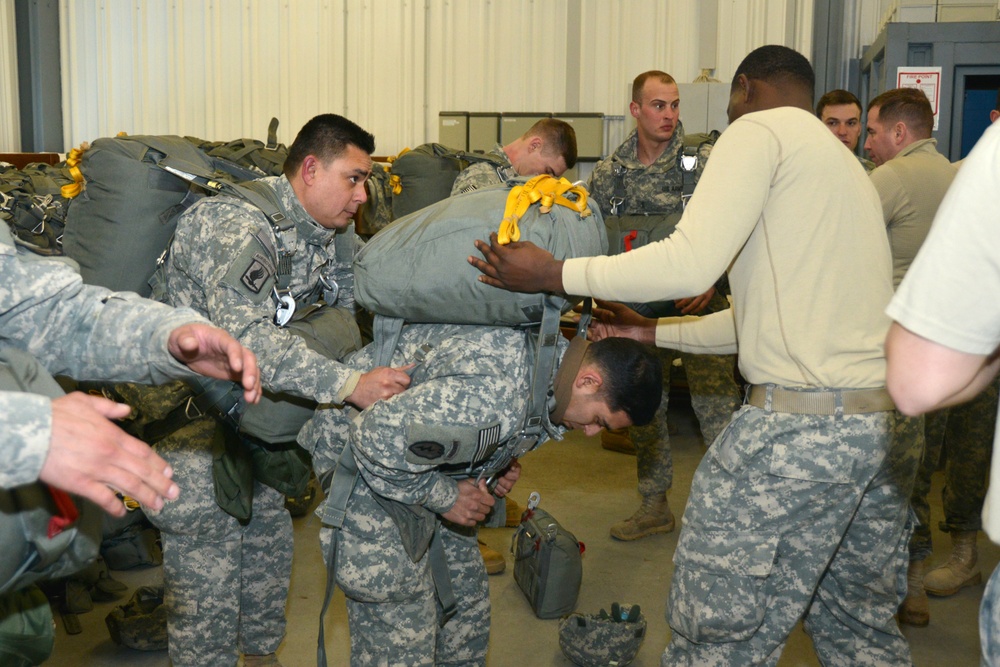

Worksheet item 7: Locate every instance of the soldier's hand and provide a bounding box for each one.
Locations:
[588,299,657,345]
[43,392,180,517]
[442,479,495,526]
[675,286,715,315]
[347,364,414,410]
[492,459,521,498]
[469,233,566,294]
[167,322,262,403]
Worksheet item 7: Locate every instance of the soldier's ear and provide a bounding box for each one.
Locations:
[300,155,320,185]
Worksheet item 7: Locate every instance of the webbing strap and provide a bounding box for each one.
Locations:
[157,160,296,291]
[521,296,564,449]
[266,117,280,150]
[316,438,359,667]
[428,530,458,625]
[610,163,627,216]
[498,175,591,245]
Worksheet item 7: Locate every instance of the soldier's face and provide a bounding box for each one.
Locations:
[305,145,373,229]
[559,389,631,437]
[630,81,680,145]
[515,145,568,178]
[864,106,899,167]
[820,103,863,151]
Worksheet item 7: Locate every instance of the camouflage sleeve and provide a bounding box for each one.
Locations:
[348,326,531,514]
[451,162,504,196]
[0,392,52,487]
[167,200,361,404]
[0,227,208,385]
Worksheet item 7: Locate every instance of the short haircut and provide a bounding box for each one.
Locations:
[867,88,934,138]
[584,337,663,427]
[632,71,677,104]
[732,45,815,100]
[524,118,578,169]
[816,89,863,118]
[284,113,376,177]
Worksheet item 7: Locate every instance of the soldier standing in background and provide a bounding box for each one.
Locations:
[587,70,740,542]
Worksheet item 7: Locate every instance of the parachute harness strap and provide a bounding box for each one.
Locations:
[497,175,591,245]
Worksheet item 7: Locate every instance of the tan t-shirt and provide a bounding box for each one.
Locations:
[563,106,893,389]
[869,138,957,288]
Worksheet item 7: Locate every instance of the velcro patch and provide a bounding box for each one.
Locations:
[223,242,276,305]
[241,256,271,294]
[405,419,503,466]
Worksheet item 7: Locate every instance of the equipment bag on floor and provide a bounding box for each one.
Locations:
[511,492,583,619]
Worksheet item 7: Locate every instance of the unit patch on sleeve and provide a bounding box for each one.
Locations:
[223,241,276,305]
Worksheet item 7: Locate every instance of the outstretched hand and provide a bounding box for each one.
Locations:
[468,233,565,295]
[44,392,181,517]
[587,299,657,345]
[167,323,262,403]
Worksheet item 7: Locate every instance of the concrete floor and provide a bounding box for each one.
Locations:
[47,395,997,666]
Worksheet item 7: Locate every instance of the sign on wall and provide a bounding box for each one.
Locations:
[896,66,943,130]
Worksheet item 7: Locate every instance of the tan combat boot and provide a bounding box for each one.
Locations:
[601,427,636,455]
[243,653,283,667]
[898,559,930,627]
[478,539,505,575]
[609,495,675,541]
[924,530,982,596]
[505,497,524,527]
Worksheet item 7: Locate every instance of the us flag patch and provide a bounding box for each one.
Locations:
[473,423,502,463]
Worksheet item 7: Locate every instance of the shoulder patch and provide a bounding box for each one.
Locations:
[223,243,276,304]
[241,254,273,294]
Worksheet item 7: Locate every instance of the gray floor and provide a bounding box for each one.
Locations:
[48,396,996,666]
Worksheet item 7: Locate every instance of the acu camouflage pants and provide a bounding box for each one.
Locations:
[663,397,921,667]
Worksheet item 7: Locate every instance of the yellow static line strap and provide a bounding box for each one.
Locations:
[60,144,88,199]
[497,175,590,245]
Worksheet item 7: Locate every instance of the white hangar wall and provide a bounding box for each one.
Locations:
[50,0,817,154]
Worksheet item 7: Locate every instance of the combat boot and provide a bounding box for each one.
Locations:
[898,559,930,627]
[505,497,524,527]
[924,530,982,596]
[601,427,636,455]
[479,539,505,575]
[610,495,674,541]
[243,653,283,667]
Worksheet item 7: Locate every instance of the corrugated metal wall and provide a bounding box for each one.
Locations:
[56,0,815,154]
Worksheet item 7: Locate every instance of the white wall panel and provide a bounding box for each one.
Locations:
[1,0,19,151]
[58,0,814,156]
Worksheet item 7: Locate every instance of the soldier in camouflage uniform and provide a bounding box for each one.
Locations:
[300,328,662,666]
[0,223,259,516]
[450,116,580,574]
[149,114,412,667]
[0,223,260,665]
[588,70,741,541]
[450,118,578,194]
[471,46,921,666]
